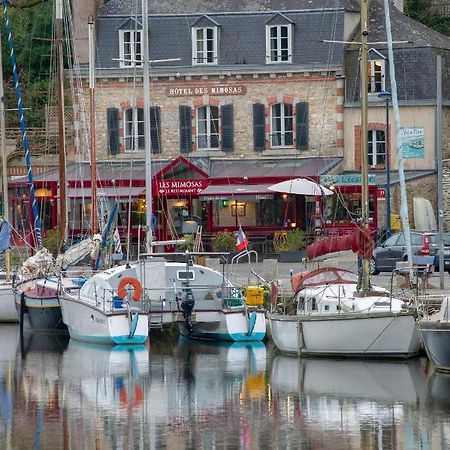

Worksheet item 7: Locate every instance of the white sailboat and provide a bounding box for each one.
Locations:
[267,0,421,358]
[60,0,265,343]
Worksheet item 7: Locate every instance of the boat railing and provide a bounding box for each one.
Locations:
[230,250,259,283]
[416,294,445,319]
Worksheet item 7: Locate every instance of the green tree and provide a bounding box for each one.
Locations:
[405,0,450,36]
[1,1,54,127]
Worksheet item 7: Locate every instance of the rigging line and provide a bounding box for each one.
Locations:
[2,0,42,248]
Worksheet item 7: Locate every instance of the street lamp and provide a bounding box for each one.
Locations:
[378,90,392,237]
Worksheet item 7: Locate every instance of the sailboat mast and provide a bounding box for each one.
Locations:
[56,0,67,249]
[0,31,11,281]
[142,0,153,254]
[360,0,371,291]
[383,0,413,267]
[88,16,98,235]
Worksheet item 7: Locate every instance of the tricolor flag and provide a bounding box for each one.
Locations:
[236,225,248,251]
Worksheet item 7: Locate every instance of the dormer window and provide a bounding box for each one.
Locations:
[368,59,385,93]
[192,27,218,65]
[119,30,142,68]
[265,13,293,64]
[266,23,292,64]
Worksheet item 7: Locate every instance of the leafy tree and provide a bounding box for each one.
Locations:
[405,0,450,36]
[1,0,54,127]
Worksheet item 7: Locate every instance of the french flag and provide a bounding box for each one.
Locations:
[236,225,248,251]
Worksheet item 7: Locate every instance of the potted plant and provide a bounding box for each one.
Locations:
[277,229,307,263]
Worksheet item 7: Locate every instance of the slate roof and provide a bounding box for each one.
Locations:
[368,0,450,50]
[99,0,360,16]
[96,9,346,69]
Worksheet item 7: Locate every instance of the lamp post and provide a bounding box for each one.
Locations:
[378,90,391,237]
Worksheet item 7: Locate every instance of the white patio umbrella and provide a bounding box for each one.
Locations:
[268,178,334,196]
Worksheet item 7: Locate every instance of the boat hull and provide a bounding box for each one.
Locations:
[0,282,17,322]
[267,312,421,358]
[178,309,266,342]
[14,292,65,330]
[419,322,450,373]
[60,296,149,345]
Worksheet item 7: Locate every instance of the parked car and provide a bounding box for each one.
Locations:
[370,231,450,275]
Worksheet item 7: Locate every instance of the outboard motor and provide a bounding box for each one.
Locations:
[181,288,195,333]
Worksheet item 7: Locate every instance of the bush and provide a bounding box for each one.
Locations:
[178,234,195,252]
[211,231,236,252]
[281,230,307,252]
[42,228,61,257]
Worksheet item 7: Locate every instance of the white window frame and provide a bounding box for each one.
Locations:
[192,27,218,65]
[368,129,386,167]
[368,59,385,93]
[270,103,294,148]
[119,29,143,68]
[266,24,292,64]
[124,107,144,152]
[196,105,220,150]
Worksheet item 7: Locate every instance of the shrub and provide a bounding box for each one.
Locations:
[211,231,236,252]
[42,228,61,256]
[178,234,195,252]
[281,230,307,252]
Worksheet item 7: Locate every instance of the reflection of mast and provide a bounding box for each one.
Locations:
[0,30,11,281]
[56,0,68,250]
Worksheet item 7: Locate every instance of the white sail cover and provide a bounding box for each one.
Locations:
[19,248,54,279]
[55,234,102,271]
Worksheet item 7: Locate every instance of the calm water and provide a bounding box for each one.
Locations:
[0,325,449,450]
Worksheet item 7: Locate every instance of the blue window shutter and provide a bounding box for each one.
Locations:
[221,104,234,152]
[295,102,309,150]
[149,106,161,154]
[253,103,265,152]
[179,105,192,153]
[106,107,120,155]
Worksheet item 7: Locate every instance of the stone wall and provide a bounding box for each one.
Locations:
[390,174,438,230]
[80,73,341,161]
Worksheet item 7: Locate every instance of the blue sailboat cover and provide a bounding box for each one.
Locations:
[0,221,10,253]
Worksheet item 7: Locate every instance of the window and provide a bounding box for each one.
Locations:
[192,27,218,65]
[368,129,386,167]
[368,59,385,93]
[197,105,219,149]
[266,24,292,63]
[271,103,293,147]
[124,107,144,151]
[119,30,142,68]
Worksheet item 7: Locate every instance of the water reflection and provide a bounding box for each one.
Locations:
[0,325,449,449]
[270,356,448,450]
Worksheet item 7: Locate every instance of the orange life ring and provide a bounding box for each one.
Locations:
[117,277,142,301]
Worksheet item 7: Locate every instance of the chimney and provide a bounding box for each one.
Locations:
[72,0,103,65]
[392,0,404,12]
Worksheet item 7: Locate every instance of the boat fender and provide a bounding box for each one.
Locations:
[117,277,142,301]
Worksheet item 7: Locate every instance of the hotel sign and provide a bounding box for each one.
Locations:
[156,179,208,196]
[166,85,247,97]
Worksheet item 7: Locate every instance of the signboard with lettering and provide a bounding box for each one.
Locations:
[320,174,377,186]
[166,85,247,97]
[400,127,424,159]
[156,179,208,196]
